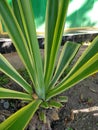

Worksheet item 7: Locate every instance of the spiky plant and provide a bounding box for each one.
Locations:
[0,0,98,129]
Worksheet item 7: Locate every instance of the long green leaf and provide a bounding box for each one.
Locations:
[49,100,63,108]
[49,41,81,88]
[46,37,98,99]
[0,88,32,101]
[0,0,36,91]
[61,36,98,82]
[46,53,98,100]
[12,0,25,35]
[44,0,69,88]
[17,0,45,99]
[44,0,59,84]
[0,54,32,94]
[0,100,42,130]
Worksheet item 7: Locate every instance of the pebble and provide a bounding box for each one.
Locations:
[94,80,98,84]
[0,115,5,122]
[3,101,10,109]
[0,99,5,104]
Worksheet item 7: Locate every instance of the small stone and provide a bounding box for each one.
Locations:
[0,99,5,103]
[3,101,10,109]
[51,110,59,121]
[0,115,5,122]
[28,125,36,130]
[94,80,98,84]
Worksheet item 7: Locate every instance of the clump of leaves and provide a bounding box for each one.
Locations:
[0,0,98,130]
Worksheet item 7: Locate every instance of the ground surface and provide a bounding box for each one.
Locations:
[52,73,98,130]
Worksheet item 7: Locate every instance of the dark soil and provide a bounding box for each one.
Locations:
[51,73,98,130]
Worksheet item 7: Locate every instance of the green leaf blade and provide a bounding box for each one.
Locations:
[17,0,45,99]
[0,54,32,94]
[12,0,25,34]
[49,41,81,88]
[46,53,98,100]
[0,100,42,130]
[0,88,32,101]
[64,36,98,81]
[0,0,45,99]
[46,36,98,100]
[0,0,37,91]
[49,100,63,108]
[44,0,70,89]
[44,0,59,81]
[39,111,46,123]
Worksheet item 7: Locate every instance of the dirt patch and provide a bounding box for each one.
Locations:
[52,73,98,130]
